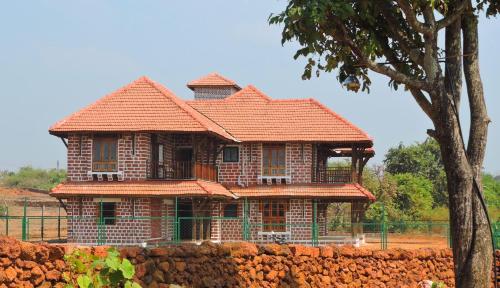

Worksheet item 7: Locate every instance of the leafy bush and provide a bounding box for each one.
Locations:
[0,166,66,191]
[63,247,141,288]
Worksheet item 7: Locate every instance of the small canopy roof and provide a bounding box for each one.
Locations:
[51,180,236,199]
[229,183,375,201]
[187,72,241,90]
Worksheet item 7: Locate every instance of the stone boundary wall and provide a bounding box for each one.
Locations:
[1,237,497,288]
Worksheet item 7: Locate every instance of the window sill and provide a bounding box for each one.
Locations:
[88,171,124,181]
[258,175,291,185]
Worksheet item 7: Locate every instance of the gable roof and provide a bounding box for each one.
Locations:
[49,77,236,141]
[187,72,241,90]
[188,85,373,144]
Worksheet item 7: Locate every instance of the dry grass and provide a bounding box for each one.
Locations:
[0,187,67,242]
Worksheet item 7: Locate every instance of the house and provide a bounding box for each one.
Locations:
[49,73,375,245]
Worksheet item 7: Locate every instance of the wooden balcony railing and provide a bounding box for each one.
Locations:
[194,163,217,182]
[147,161,192,180]
[313,167,352,184]
[147,161,217,181]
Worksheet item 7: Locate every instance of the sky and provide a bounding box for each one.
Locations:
[0,1,499,174]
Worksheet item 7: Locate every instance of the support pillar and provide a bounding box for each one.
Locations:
[351,201,366,239]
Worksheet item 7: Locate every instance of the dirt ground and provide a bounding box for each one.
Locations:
[0,187,67,242]
[363,234,450,250]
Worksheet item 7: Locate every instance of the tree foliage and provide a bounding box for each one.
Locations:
[0,166,66,191]
[270,2,498,283]
[384,138,447,206]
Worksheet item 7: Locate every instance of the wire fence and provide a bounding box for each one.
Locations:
[0,197,498,250]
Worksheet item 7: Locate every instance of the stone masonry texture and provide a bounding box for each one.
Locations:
[1,237,498,288]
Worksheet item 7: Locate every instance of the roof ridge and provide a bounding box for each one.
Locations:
[224,85,272,102]
[307,98,373,143]
[141,78,239,142]
[49,76,150,131]
[187,72,241,89]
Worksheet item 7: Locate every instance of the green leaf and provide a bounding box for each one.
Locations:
[105,255,121,270]
[77,275,91,288]
[120,259,135,279]
[108,270,123,285]
[125,281,142,288]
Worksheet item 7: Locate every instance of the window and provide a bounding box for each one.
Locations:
[261,200,287,232]
[223,147,239,163]
[262,145,286,176]
[223,203,238,217]
[99,202,116,225]
[92,137,118,172]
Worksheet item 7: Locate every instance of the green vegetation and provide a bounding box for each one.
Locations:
[363,138,500,223]
[0,166,66,191]
[63,247,141,288]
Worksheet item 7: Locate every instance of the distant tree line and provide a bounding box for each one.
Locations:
[0,166,66,191]
[363,138,500,222]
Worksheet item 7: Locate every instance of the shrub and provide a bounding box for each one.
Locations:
[63,247,141,288]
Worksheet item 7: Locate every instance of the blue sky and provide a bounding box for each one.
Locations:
[0,1,499,174]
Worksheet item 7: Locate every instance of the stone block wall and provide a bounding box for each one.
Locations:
[66,197,152,245]
[216,143,313,186]
[3,237,497,288]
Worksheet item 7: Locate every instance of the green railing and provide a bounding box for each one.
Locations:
[1,196,498,249]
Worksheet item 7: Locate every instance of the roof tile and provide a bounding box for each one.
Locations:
[188,85,373,143]
[230,183,375,201]
[49,77,235,141]
[187,72,241,90]
[51,180,236,198]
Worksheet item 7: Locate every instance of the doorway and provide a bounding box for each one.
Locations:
[174,148,193,179]
[177,200,193,240]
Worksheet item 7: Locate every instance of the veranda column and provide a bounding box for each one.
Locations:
[351,201,366,240]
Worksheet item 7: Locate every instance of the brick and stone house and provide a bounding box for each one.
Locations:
[50,73,375,245]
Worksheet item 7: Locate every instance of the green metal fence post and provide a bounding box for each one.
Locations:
[312,200,318,246]
[243,197,250,241]
[174,197,179,244]
[57,205,61,240]
[97,197,103,245]
[381,203,387,250]
[41,205,45,241]
[5,206,8,236]
[21,197,27,241]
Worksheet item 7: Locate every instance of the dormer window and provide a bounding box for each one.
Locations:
[92,137,118,172]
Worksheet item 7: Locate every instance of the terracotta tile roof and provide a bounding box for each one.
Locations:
[49,76,236,141]
[51,180,236,198]
[187,73,241,90]
[229,183,375,201]
[188,85,373,144]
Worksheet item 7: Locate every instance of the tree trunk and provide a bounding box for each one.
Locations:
[434,10,492,287]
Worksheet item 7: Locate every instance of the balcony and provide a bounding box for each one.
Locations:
[313,167,352,184]
[147,161,217,182]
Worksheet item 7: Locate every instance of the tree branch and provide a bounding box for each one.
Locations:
[462,12,490,173]
[410,89,435,121]
[332,19,430,91]
[395,0,433,35]
[380,7,425,66]
[437,0,469,30]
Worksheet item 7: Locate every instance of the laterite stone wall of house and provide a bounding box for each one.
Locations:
[216,143,313,186]
[67,134,92,181]
[210,201,244,242]
[120,133,151,181]
[66,197,152,245]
